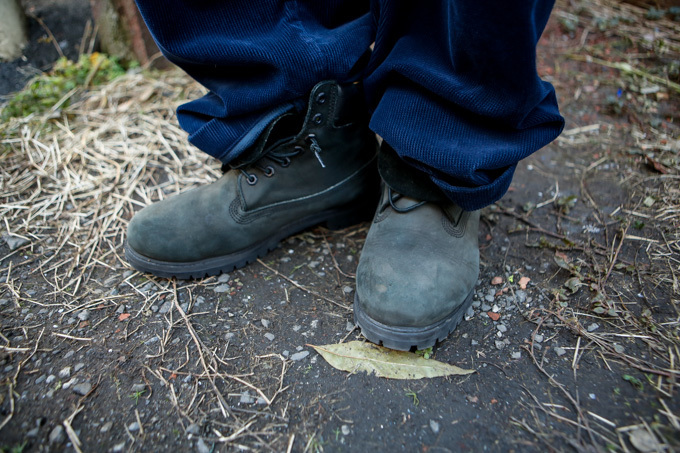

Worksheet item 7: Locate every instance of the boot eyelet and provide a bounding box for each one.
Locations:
[312,113,323,124]
[263,166,275,177]
[280,157,291,167]
[315,92,326,104]
[246,174,258,185]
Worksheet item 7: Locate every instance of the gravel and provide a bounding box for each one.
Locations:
[2,233,30,251]
[290,351,309,361]
[159,300,173,314]
[197,438,211,453]
[49,425,65,444]
[58,367,71,378]
[240,391,255,404]
[77,309,90,321]
[213,284,230,293]
[72,381,92,395]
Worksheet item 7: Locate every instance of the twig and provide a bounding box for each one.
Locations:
[286,433,295,453]
[52,333,93,341]
[172,281,233,420]
[214,420,256,443]
[522,342,599,447]
[321,232,354,280]
[602,225,628,287]
[0,384,15,432]
[569,54,680,94]
[135,409,144,436]
[63,406,84,453]
[257,259,351,311]
[27,13,64,59]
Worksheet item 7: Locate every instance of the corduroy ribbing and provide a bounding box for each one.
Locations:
[135,0,373,161]
[363,0,564,210]
[134,0,564,209]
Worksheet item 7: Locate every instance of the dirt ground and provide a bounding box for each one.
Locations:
[1,0,679,452]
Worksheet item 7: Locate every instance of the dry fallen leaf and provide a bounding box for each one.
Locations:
[628,427,662,453]
[310,341,474,380]
[488,311,500,321]
[118,313,131,321]
[519,276,530,289]
[554,251,571,270]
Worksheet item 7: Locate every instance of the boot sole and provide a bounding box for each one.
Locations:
[353,289,474,351]
[125,199,375,280]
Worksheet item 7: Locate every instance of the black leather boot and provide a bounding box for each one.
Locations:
[354,145,479,350]
[126,81,379,279]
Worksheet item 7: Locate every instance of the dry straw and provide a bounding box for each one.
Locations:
[1,69,218,300]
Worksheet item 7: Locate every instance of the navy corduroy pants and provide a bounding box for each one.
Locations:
[134,0,564,211]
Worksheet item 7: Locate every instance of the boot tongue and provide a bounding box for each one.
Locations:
[228,110,303,170]
[378,143,449,204]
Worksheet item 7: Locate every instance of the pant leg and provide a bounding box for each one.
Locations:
[365,0,565,211]
[134,0,373,163]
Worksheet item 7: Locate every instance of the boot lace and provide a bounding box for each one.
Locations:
[388,187,426,213]
[238,134,325,185]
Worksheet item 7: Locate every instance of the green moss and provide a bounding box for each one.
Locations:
[1,53,127,121]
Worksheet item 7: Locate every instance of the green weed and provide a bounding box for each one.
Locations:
[404,388,420,407]
[1,53,127,121]
[129,389,146,405]
[623,374,644,391]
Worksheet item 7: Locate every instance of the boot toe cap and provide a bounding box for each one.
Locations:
[355,245,477,328]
